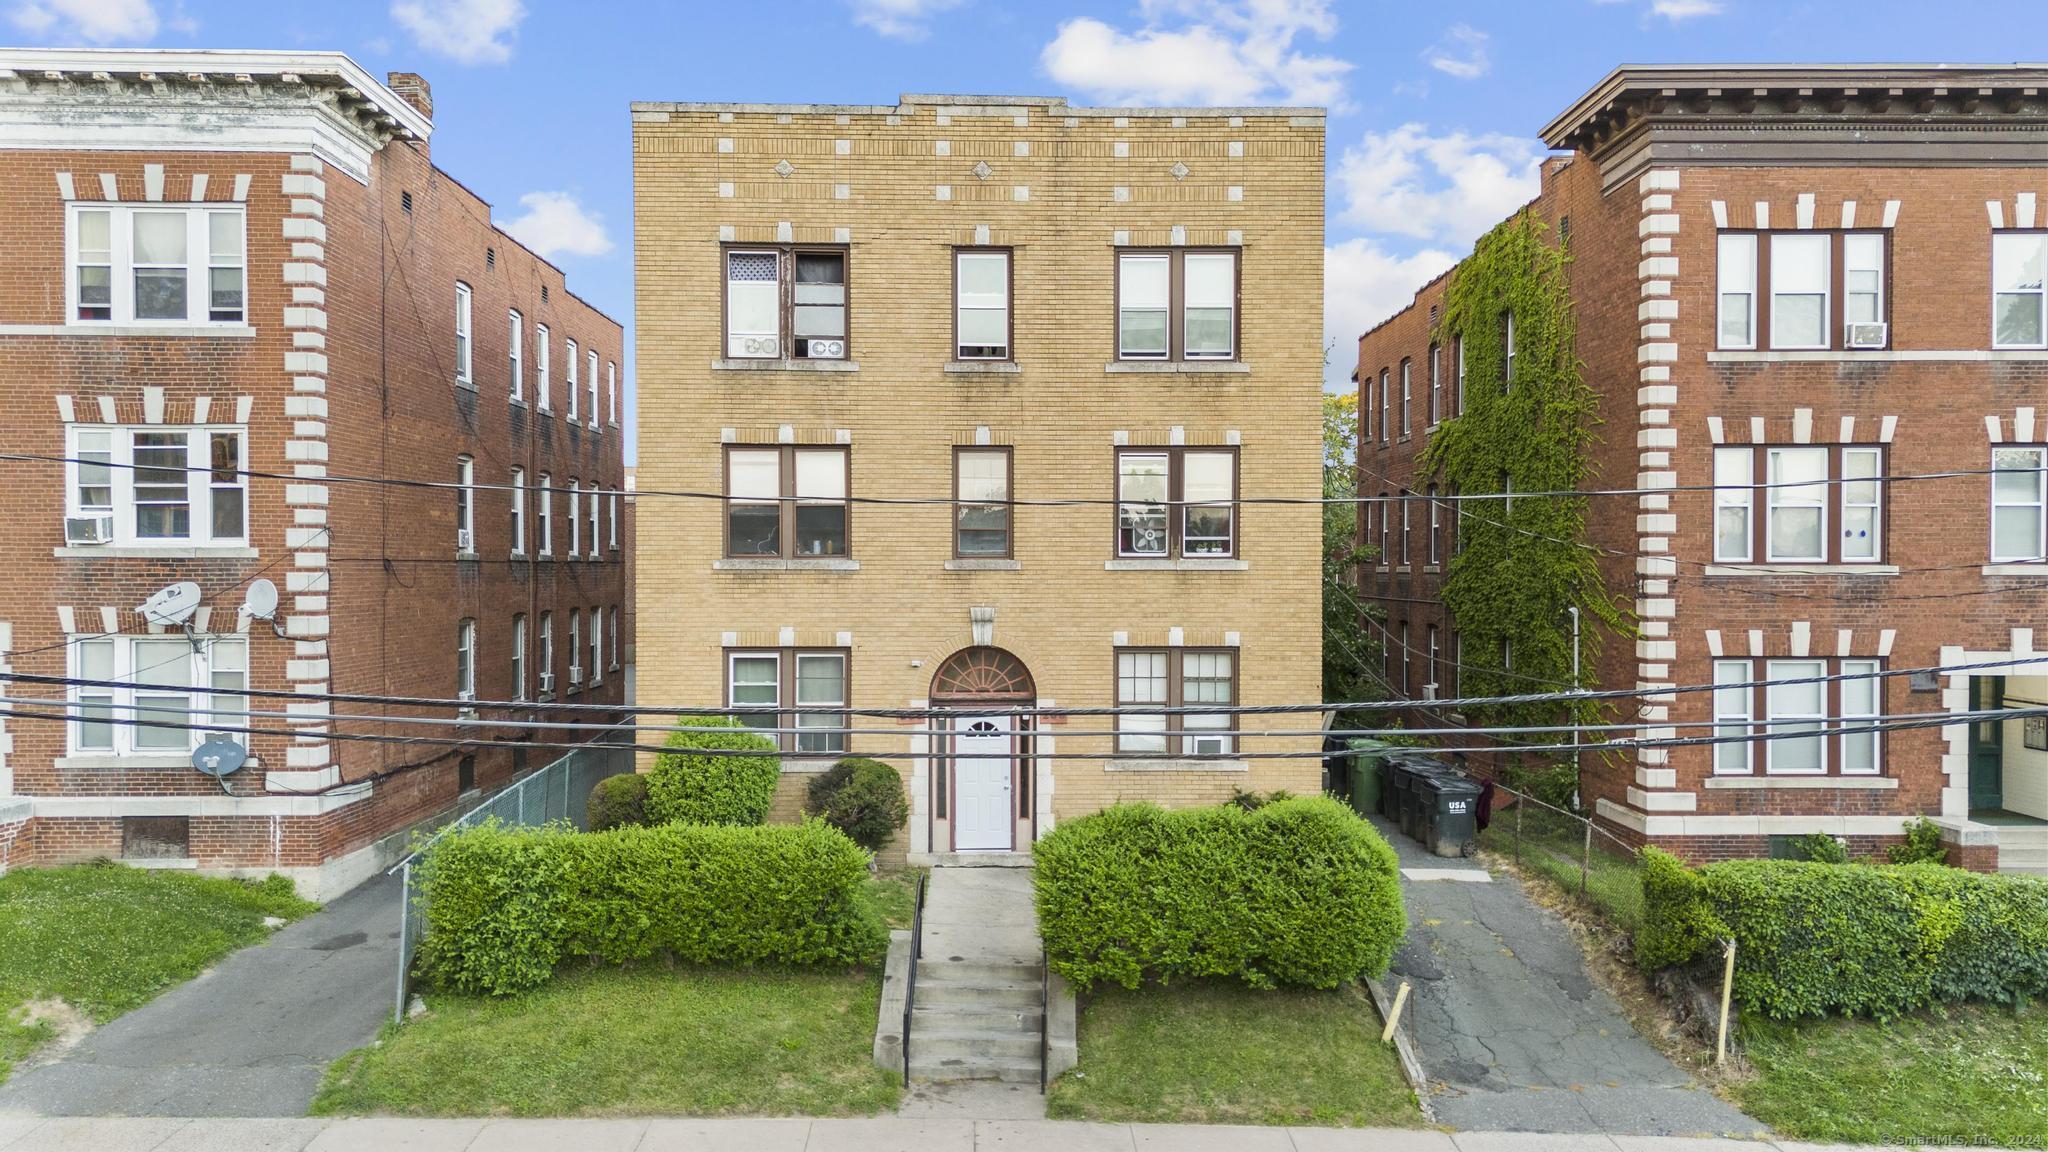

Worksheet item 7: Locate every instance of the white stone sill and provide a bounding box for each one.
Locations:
[1105,758,1250,773]
[57,754,263,770]
[54,546,259,560]
[1704,775,1897,790]
[945,360,1021,375]
[1708,349,2048,363]
[1983,564,2048,577]
[119,857,199,869]
[944,558,1022,571]
[711,358,859,373]
[1703,564,1899,576]
[1103,360,1249,374]
[714,557,861,572]
[0,323,256,339]
[1104,558,1248,572]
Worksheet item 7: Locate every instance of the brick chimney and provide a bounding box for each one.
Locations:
[386,72,433,153]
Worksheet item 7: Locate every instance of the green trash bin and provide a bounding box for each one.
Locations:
[1344,738,1390,816]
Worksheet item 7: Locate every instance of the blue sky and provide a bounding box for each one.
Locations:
[10,0,2047,447]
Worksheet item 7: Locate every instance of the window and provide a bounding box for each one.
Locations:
[955,249,1011,359]
[1770,234,1829,349]
[1713,659,1753,774]
[587,489,599,559]
[511,615,527,701]
[955,448,1012,557]
[68,204,245,325]
[607,362,618,426]
[589,606,602,686]
[1399,491,1411,565]
[1426,625,1440,698]
[65,426,246,547]
[1427,486,1441,566]
[726,649,848,754]
[568,480,581,557]
[456,619,476,706]
[536,323,552,412]
[1716,657,1886,776]
[538,612,554,693]
[1765,659,1826,773]
[1377,493,1390,564]
[565,339,579,421]
[568,610,583,688]
[608,607,620,671]
[1454,336,1466,415]
[1428,343,1442,425]
[509,468,526,555]
[1361,375,1373,442]
[608,488,618,551]
[1115,448,1235,558]
[536,474,553,556]
[508,310,524,401]
[1712,445,1884,565]
[455,456,474,552]
[587,348,600,429]
[68,634,247,755]
[1839,658,1882,774]
[1379,370,1389,443]
[1116,648,1235,756]
[1722,231,1894,350]
[454,282,473,384]
[1992,446,2046,562]
[1399,359,1412,436]
[1116,249,1237,361]
[1717,232,1757,349]
[1502,313,1515,389]
[725,446,849,559]
[1994,232,2048,349]
[724,247,848,360]
[1845,233,1884,327]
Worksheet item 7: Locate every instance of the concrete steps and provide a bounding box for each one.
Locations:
[905,875,1047,1085]
[1996,826,2048,874]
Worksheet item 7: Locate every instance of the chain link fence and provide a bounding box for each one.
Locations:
[1476,783,1647,934]
[391,732,634,1021]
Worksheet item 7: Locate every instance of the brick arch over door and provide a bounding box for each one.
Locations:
[929,645,1036,701]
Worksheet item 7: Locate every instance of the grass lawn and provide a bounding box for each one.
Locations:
[860,868,923,932]
[311,964,897,1117]
[1477,807,1645,934]
[1731,1003,2048,1146]
[0,862,314,1082]
[1047,981,1423,1127]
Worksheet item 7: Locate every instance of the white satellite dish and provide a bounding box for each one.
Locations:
[242,578,280,621]
[139,581,203,627]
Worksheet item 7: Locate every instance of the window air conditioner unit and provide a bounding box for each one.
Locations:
[65,514,115,545]
[457,528,474,552]
[1424,682,1439,701]
[538,671,555,694]
[1845,322,1888,350]
[569,664,583,684]
[736,335,780,357]
[1188,735,1230,756]
[795,337,845,359]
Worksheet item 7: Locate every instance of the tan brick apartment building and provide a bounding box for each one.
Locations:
[633,93,1324,860]
[0,50,627,895]
[1356,64,2048,874]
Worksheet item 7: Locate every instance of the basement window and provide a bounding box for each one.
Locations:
[123,817,190,860]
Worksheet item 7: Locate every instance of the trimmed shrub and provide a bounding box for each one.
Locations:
[805,757,908,853]
[1033,796,1405,991]
[1886,817,1949,866]
[587,772,648,832]
[645,715,780,827]
[415,818,886,996]
[1636,853,2048,1020]
[1786,832,1849,864]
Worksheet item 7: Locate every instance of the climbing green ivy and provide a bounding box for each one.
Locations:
[1419,211,1631,738]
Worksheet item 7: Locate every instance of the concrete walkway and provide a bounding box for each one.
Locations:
[0,873,402,1118]
[1373,815,1761,1138]
[0,1116,1910,1151]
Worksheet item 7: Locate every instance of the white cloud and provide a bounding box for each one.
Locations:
[1593,0,1725,20]
[1424,24,1489,80]
[1334,123,1545,245]
[502,192,613,260]
[1041,0,1351,108]
[391,0,526,65]
[1323,238,1456,390]
[848,0,962,40]
[10,0,162,42]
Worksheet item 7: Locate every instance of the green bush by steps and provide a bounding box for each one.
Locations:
[804,757,909,854]
[645,715,780,827]
[415,819,886,996]
[1637,847,2048,1019]
[1033,796,1405,991]
[587,772,649,832]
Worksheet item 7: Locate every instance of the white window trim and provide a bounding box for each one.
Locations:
[67,633,247,756]
[587,349,600,430]
[536,323,553,412]
[608,490,619,550]
[457,619,477,713]
[1769,233,1832,352]
[1839,658,1882,775]
[1764,658,1828,776]
[1991,445,2048,563]
[1764,447,1828,564]
[1992,232,2048,351]
[538,613,555,696]
[728,649,782,733]
[1712,658,1753,775]
[454,282,474,385]
[567,610,583,691]
[955,249,1011,360]
[511,615,527,702]
[1116,252,1170,361]
[66,424,248,549]
[1181,251,1236,361]
[455,455,475,553]
[66,203,246,327]
[587,491,600,559]
[565,338,580,421]
[590,606,603,687]
[607,361,619,426]
[509,467,526,556]
[608,607,621,671]
[568,480,582,557]
[1716,232,1758,351]
[1841,446,1883,563]
[508,309,525,402]
[537,473,554,557]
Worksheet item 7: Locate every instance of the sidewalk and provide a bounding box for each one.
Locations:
[0,1116,1888,1152]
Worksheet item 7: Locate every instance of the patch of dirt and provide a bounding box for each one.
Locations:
[11,998,92,1063]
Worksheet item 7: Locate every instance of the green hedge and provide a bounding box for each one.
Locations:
[646,715,781,826]
[805,757,908,853]
[1033,796,1405,991]
[587,772,649,832]
[1637,847,2048,1019]
[415,819,886,996]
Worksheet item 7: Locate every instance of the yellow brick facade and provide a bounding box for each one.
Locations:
[631,93,1325,860]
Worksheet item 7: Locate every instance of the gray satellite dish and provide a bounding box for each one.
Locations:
[192,735,248,778]
[242,578,280,620]
[139,581,203,627]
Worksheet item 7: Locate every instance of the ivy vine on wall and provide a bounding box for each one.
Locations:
[1419,211,1632,736]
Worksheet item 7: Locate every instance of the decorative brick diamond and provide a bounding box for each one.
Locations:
[1170,160,1190,181]
[774,159,794,177]
[972,160,993,181]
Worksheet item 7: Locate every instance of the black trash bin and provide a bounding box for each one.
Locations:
[1393,756,1448,840]
[1417,773,1485,858]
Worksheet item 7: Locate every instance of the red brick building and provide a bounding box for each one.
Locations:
[0,50,627,896]
[1354,65,2048,874]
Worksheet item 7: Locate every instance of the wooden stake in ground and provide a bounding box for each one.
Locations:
[1381,980,1412,1044]
[1716,937,1737,1065]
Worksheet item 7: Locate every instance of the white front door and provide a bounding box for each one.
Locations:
[953,714,1014,852]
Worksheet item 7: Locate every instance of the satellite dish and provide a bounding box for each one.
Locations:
[192,735,248,778]
[242,578,279,620]
[139,581,203,627]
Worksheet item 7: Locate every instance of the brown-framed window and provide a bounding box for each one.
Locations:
[1716,229,1892,351]
[1712,656,1884,776]
[954,247,1012,360]
[723,245,848,360]
[724,445,850,559]
[1115,447,1237,558]
[1115,248,1238,361]
[954,446,1013,558]
[726,647,849,755]
[1712,444,1884,565]
[1115,647,1237,756]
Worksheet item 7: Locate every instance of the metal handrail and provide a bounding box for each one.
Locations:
[902,870,927,1084]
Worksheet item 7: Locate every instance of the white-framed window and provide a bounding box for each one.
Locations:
[511,614,527,702]
[587,348,599,430]
[568,479,581,557]
[1717,232,1757,349]
[1844,233,1885,328]
[589,606,603,687]
[1993,232,2048,349]
[1502,312,1516,389]
[1117,253,1168,359]
[726,249,781,358]
[1841,448,1882,563]
[568,610,583,689]
[65,425,246,547]
[1116,649,1168,753]
[67,203,245,325]
[1428,343,1442,426]
[728,650,779,733]
[1400,359,1412,436]
[1713,659,1753,775]
[536,323,552,412]
[1764,658,1826,774]
[1455,336,1466,414]
[1766,447,1828,562]
[456,619,477,707]
[538,612,554,693]
[587,490,599,559]
[509,467,526,555]
[607,361,618,426]
[455,456,475,552]
[1400,492,1411,565]
[1992,446,2046,562]
[1770,233,1830,350]
[508,309,524,401]
[1116,250,1235,361]
[794,652,844,753]
[1117,648,1235,756]
[1840,658,1881,774]
[1427,486,1441,566]
[1717,444,1883,565]
[609,607,620,671]
[956,248,1010,359]
[565,338,579,421]
[608,489,619,550]
[1183,252,1235,359]
[537,473,553,556]
[454,282,474,385]
[68,634,248,756]
[1379,369,1390,443]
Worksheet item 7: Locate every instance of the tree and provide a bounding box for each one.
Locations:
[1322,391,1383,711]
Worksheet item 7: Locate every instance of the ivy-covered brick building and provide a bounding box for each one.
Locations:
[1351,64,2048,875]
